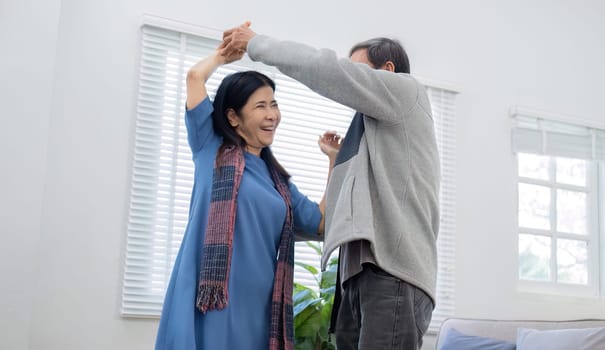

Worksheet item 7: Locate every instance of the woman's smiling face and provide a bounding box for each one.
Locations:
[227,85,281,156]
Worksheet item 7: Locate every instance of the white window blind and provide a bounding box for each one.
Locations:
[427,87,457,333]
[511,112,605,161]
[122,23,457,332]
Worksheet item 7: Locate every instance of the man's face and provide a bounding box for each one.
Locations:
[350,49,376,68]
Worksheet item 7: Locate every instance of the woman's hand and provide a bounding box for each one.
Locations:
[217,35,246,65]
[318,131,342,160]
[185,43,245,110]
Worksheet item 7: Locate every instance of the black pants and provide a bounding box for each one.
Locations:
[333,264,434,350]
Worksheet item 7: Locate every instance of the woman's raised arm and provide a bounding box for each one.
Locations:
[186,46,244,110]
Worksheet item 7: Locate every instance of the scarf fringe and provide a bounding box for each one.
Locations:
[196,284,228,313]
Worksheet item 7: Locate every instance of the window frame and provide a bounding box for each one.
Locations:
[512,107,605,298]
[516,153,600,297]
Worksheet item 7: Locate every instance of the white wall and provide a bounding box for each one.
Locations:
[0,0,61,349]
[2,0,604,349]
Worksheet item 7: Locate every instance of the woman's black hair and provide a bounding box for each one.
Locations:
[212,70,290,179]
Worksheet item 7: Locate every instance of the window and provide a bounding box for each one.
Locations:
[512,110,605,297]
[427,86,457,333]
[122,19,457,334]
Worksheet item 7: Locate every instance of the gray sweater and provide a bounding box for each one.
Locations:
[248,35,440,301]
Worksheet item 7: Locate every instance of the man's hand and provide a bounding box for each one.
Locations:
[220,21,256,57]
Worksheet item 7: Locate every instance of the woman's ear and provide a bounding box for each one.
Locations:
[226,108,239,128]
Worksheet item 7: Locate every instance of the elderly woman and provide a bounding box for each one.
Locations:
[154,46,339,350]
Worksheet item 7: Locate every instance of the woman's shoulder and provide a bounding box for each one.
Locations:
[186,96,213,117]
[185,96,221,154]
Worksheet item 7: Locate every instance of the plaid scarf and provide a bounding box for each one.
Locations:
[196,145,294,350]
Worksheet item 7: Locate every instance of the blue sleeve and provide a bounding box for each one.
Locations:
[185,97,219,154]
[289,181,322,235]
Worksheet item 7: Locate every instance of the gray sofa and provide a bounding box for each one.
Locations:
[435,317,605,350]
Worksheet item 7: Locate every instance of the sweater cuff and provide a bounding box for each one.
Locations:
[247,34,273,62]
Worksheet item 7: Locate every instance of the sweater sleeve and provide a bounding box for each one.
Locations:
[247,35,420,123]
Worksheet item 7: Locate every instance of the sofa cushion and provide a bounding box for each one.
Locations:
[436,318,605,349]
[517,326,605,350]
[440,328,516,350]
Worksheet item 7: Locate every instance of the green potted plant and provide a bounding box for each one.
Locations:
[293,242,338,350]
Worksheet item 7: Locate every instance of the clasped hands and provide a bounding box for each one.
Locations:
[217,21,256,64]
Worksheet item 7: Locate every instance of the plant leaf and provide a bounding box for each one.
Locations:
[294,287,316,305]
[305,241,322,256]
[319,286,335,298]
[294,301,319,330]
[294,337,315,350]
[293,298,321,318]
[320,270,336,290]
[295,261,319,275]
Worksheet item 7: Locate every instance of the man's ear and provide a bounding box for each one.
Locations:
[226,109,239,127]
[382,61,395,72]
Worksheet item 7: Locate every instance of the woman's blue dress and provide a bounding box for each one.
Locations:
[154,97,322,350]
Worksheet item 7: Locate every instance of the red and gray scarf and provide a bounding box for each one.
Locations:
[196,145,294,350]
